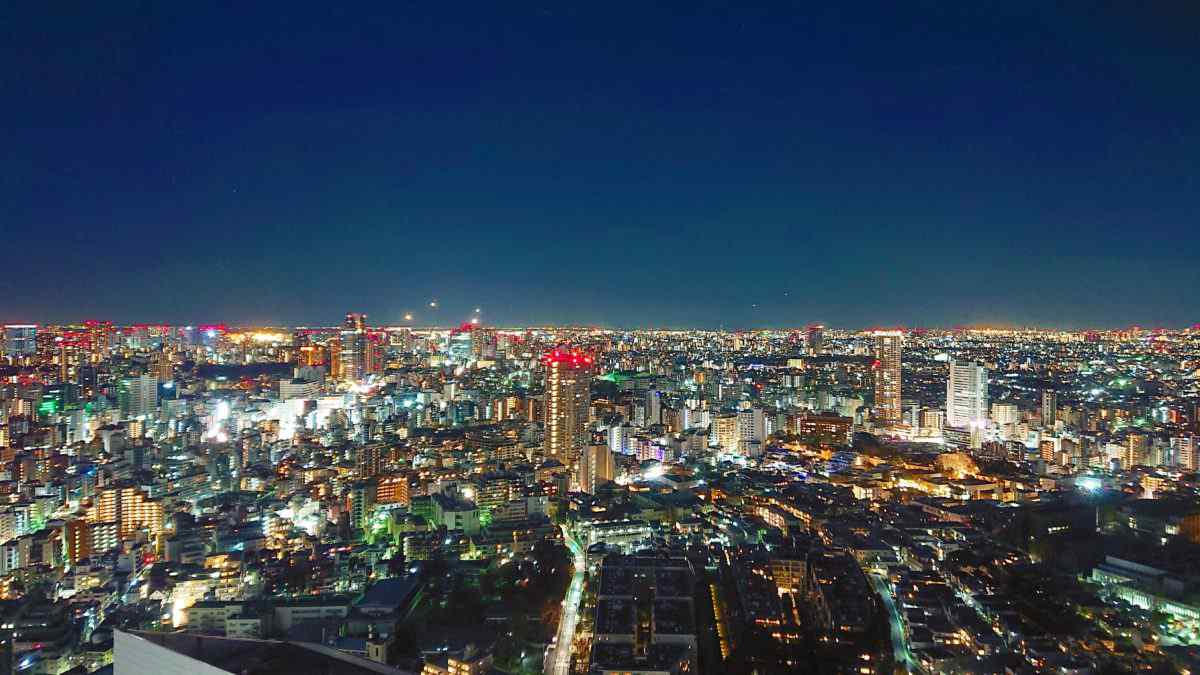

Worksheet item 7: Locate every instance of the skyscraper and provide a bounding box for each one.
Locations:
[154,348,174,383]
[339,336,361,381]
[364,334,383,376]
[327,335,341,380]
[338,313,371,381]
[118,373,158,419]
[85,320,113,362]
[2,325,37,360]
[805,324,825,355]
[645,390,663,426]
[471,327,497,359]
[1041,390,1057,428]
[872,330,903,426]
[946,361,988,429]
[58,339,73,384]
[543,348,593,462]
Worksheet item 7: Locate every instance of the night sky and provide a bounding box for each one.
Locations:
[2,2,1197,329]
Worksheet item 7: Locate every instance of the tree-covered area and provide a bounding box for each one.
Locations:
[393,540,571,673]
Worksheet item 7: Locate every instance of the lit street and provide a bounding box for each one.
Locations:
[546,525,586,675]
[869,572,914,673]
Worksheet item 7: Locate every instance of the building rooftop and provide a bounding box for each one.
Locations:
[589,642,692,672]
[117,630,411,675]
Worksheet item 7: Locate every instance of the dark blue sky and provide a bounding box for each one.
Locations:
[2,2,1197,329]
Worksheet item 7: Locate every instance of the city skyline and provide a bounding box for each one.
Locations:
[4,314,1200,333]
[5,317,1200,674]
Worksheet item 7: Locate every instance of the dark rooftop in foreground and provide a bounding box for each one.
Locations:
[119,630,412,675]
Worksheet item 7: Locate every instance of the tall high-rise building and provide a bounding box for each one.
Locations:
[339,332,364,381]
[577,443,615,494]
[805,324,825,355]
[364,334,383,376]
[609,423,631,454]
[1171,435,1197,471]
[349,480,377,532]
[327,335,341,379]
[2,325,37,360]
[543,348,593,462]
[58,340,73,384]
[1124,432,1148,469]
[471,327,497,359]
[946,361,988,429]
[85,320,113,362]
[154,348,174,383]
[338,313,372,381]
[118,373,158,419]
[645,390,663,426]
[872,331,903,426]
[1041,390,1057,428]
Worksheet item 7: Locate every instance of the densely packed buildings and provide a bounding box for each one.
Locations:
[1,319,1199,673]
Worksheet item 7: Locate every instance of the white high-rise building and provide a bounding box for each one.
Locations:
[946,361,988,429]
[682,407,710,430]
[608,423,631,454]
[1171,435,1197,471]
[118,374,158,420]
[737,407,765,444]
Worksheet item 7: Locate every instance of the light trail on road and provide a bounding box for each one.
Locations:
[546,525,586,675]
[869,571,915,672]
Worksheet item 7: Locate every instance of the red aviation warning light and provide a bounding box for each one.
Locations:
[542,348,593,367]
